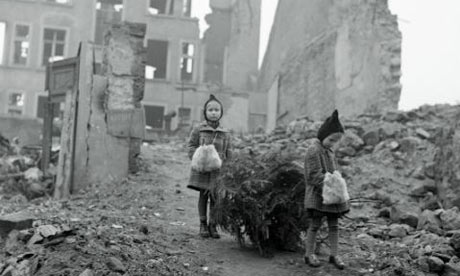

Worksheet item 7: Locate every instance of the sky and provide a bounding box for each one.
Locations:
[193,0,460,111]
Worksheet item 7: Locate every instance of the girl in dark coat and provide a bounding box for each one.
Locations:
[187,94,232,238]
[303,109,350,269]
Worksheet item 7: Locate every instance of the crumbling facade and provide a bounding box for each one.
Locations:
[201,0,261,132]
[0,0,95,143]
[258,0,402,128]
[0,0,262,138]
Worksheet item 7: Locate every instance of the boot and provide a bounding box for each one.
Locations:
[208,224,220,239]
[329,255,345,270]
[199,222,210,238]
[304,254,321,267]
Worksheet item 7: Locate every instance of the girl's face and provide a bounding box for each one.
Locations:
[322,132,343,148]
[206,101,222,122]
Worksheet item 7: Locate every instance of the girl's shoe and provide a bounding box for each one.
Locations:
[329,255,345,270]
[199,223,210,238]
[208,224,221,239]
[304,254,321,267]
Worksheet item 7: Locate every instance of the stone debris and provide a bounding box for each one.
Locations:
[0,103,459,275]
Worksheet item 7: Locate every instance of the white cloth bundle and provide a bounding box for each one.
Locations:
[322,170,350,205]
[191,144,222,172]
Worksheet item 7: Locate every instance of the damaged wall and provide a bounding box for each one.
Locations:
[203,0,260,91]
[258,0,402,124]
[202,0,261,132]
[72,22,146,193]
[225,0,260,92]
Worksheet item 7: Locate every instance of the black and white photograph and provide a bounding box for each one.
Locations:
[0,0,459,275]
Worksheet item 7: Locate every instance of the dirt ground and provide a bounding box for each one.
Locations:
[1,142,372,276]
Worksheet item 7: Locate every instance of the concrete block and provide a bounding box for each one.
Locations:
[0,211,34,238]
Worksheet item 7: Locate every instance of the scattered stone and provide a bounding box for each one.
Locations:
[440,207,460,231]
[390,206,419,228]
[37,225,59,238]
[417,256,430,272]
[416,128,431,139]
[5,230,22,255]
[450,232,460,252]
[380,122,403,139]
[388,224,408,238]
[389,141,400,151]
[421,193,442,211]
[383,110,409,123]
[79,269,94,276]
[24,167,43,182]
[410,180,437,197]
[368,226,387,239]
[363,145,374,152]
[106,257,126,273]
[417,210,442,234]
[362,129,380,146]
[339,130,365,150]
[427,256,444,272]
[139,225,149,235]
[0,211,34,238]
[444,261,460,276]
[424,162,436,179]
[399,136,421,154]
[337,146,356,157]
[377,207,391,218]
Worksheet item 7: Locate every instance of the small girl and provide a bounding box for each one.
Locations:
[303,109,350,269]
[187,94,232,238]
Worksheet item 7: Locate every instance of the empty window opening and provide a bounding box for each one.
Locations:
[46,0,72,4]
[180,42,195,82]
[95,0,123,45]
[0,22,6,65]
[13,24,30,66]
[182,0,191,17]
[144,105,165,129]
[149,0,174,15]
[146,39,168,79]
[8,92,25,115]
[178,107,191,126]
[43,28,66,65]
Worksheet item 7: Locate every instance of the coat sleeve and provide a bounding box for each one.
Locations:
[225,133,232,160]
[304,146,325,188]
[187,126,200,160]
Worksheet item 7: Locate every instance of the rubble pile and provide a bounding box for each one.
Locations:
[0,177,209,276]
[221,104,460,274]
[0,134,56,200]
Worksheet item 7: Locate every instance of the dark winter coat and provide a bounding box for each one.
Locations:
[304,139,350,215]
[187,121,232,191]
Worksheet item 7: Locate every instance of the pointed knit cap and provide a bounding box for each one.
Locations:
[203,94,223,121]
[317,109,344,141]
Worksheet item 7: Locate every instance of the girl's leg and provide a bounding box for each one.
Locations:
[327,216,339,256]
[327,215,345,269]
[304,216,322,267]
[208,194,220,239]
[198,191,210,237]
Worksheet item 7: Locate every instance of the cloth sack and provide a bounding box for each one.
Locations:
[191,144,222,172]
[322,170,350,205]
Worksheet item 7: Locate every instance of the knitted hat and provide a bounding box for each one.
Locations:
[203,94,223,121]
[317,109,344,141]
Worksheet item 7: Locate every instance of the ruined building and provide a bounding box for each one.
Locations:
[258,0,402,130]
[0,0,261,142]
[202,0,262,132]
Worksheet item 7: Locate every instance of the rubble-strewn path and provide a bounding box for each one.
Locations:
[2,111,460,276]
[1,142,363,275]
